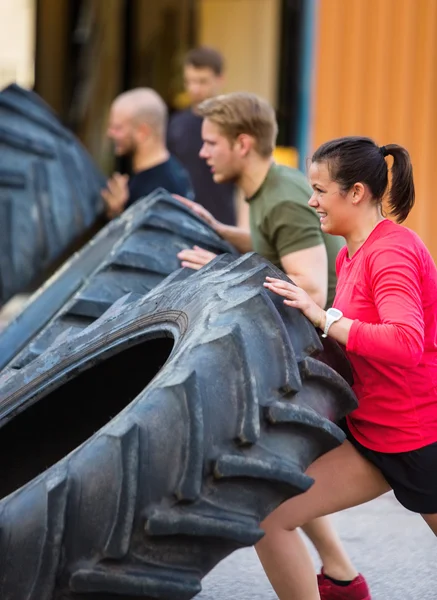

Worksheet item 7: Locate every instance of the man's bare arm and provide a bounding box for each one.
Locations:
[235,187,250,230]
[280,244,328,308]
[215,222,252,252]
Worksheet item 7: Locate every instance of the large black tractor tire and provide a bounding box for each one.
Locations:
[0,252,357,600]
[0,189,237,373]
[0,83,104,306]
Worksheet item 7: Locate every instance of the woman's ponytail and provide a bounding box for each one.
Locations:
[384,144,415,223]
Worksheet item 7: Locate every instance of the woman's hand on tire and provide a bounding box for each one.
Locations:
[264,277,325,329]
[177,246,217,270]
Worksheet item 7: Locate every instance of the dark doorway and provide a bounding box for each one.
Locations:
[276,0,305,148]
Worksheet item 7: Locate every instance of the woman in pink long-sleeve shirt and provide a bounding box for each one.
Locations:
[260,136,437,600]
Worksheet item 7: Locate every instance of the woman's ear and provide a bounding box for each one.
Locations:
[351,182,366,205]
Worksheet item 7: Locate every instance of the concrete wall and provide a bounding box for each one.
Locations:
[198,0,281,107]
[0,0,35,89]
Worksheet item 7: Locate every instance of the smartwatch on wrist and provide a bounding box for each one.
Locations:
[322,307,343,338]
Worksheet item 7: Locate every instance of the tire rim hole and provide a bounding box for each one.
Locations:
[0,335,174,499]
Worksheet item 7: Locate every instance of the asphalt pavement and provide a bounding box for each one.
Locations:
[196,491,436,600]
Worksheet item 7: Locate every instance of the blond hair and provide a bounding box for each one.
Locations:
[197,92,278,158]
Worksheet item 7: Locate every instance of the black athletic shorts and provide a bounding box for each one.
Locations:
[339,419,437,514]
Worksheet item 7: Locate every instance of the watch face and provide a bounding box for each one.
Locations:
[328,308,343,319]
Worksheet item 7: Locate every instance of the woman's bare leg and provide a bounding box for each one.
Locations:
[421,514,437,535]
[255,440,391,600]
[301,517,359,581]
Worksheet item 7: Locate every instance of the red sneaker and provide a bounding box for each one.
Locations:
[318,569,371,600]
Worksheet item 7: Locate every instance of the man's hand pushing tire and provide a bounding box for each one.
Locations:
[172,194,220,231]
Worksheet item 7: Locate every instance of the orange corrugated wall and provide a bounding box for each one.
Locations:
[312,0,437,260]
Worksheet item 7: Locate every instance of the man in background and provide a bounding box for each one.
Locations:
[102,88,193,219]
[167,46,238,226]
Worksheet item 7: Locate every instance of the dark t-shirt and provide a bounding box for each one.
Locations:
[126,156,194,208]
[167,109,236,225]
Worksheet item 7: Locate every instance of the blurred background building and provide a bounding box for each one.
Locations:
[1,0,436,259]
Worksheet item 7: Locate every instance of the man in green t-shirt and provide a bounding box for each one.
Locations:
[176,93,344,310]
[176,92,370,600]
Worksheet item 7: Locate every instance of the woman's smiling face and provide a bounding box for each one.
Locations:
[308,161,359,237]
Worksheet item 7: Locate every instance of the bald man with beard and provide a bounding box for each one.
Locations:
[102,88,193,219]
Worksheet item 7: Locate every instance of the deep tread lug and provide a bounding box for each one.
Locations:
[266,403,346,446]
[146,507,263,546]
[299,357,358,416]
[0,169,26,188]
[167,372,204,501]
[0,124,55,157]
[70,563,201,598]
[28,474,69,600]
[104,424,140,559]
[214,454,313,492]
